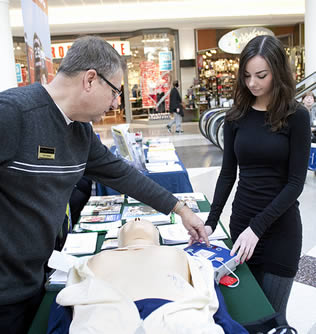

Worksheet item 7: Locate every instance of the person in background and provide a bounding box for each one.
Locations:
[204,35,310,326]
[119,84,125,115]
[0,36,208,334]
[301,91,316,128]
[166,80,184,133]
[132,84,139,98]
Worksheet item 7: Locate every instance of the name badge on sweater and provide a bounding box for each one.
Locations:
[38,146,56,160]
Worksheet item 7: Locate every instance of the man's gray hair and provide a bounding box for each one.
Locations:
[58,36,126,78]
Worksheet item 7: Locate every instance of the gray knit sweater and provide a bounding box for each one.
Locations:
[0,83,177,305]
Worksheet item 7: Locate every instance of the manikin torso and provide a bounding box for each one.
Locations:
[88,243,191,302]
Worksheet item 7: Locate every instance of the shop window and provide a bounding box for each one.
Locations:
[127,32,178,119]
[196,48,239,109]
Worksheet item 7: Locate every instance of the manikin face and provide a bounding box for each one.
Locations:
[118,219,160,247]
[88,70,122,123]
[244,55,273,103]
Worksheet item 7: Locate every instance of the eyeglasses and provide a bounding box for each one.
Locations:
[91,69,122,100]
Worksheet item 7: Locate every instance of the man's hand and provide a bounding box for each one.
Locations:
[230,227,259,264]
[188,224,212,246]
[177,206,210,246]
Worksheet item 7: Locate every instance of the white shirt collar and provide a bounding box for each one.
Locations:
[55,103,74,125]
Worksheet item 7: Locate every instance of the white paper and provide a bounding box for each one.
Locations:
[79,220,122,232]
[148,143,175,150]
[48,250,79,272]
[62,232,98,255]
[173,192,205,201]
[49,269,68,284]
[105,227,119,238]
[147,137,170,145]
[127,196,141,204]
[147,150,179,163]
[101,238,118,250]
[158,222,227,245]
[145,162,183,173]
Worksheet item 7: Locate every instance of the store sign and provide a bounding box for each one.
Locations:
[16,64,23,83]
[51,43,72,59]
[51,41,131,59]
[218,27,274,54]
[159,51,172,71]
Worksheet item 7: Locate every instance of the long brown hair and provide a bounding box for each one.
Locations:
[226,35,298,131]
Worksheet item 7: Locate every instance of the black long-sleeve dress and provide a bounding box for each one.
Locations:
[206,105,311,277]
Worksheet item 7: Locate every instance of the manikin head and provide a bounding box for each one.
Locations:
[118,218,160,248]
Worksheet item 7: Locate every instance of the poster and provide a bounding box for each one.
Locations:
[21,0,54,84]
[140,61,171,110]
[159,51,172,71]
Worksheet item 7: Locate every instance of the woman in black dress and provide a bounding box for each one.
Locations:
[205,35,310,325]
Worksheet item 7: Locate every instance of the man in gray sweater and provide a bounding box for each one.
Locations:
[0,36,208,333]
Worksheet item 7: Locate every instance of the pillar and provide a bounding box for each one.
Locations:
[305,0,316,76]
[178,28,196,98]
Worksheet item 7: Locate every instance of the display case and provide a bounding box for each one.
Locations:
[197,49,239,109]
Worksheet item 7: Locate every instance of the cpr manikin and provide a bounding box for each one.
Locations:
[56,219,225,334]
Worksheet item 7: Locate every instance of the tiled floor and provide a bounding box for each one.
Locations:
[93,119,316,334]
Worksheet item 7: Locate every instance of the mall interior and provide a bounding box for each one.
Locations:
[1,0,316,333]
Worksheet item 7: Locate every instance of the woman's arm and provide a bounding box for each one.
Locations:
[205,120,238,231]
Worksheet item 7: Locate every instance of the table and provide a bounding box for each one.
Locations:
[28,199,275,334]
[96,148,193,195]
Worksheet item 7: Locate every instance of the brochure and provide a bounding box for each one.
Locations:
[122,205,170,225]
[86,195,124,206]
[79,214,121,223]
[81,204,122,216]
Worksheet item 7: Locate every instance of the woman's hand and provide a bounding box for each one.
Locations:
[230,227,259,264]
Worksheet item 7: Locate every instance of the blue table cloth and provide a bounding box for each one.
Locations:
[96,147,193,195]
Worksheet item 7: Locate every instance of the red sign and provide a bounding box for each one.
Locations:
[51,41,131,59]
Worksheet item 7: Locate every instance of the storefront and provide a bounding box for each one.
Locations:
[12,28,180,123]
[195,24,305,110]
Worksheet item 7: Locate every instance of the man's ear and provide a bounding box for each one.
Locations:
[83,69,97,91]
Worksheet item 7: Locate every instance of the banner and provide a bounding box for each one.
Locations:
[21,0,54,84]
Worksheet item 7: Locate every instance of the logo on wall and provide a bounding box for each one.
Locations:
[218,27,274,54]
